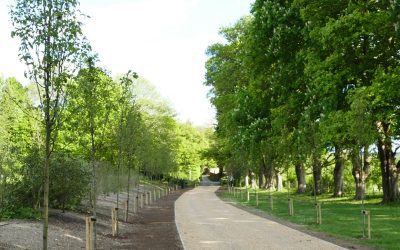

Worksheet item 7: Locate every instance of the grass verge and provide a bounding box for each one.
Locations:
[222,188,399,250]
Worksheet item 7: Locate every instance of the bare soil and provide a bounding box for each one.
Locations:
[0,187,185,250]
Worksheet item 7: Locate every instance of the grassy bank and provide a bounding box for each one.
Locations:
[222,188,400,250]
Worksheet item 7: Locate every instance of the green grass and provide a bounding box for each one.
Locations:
[223,188,400,250]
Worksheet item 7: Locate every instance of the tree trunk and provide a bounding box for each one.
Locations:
[333,146,345,197]
[245,172,249,188]
[126,167,130,222]
[295,161,306,193]
[250,171,257,188]
[351,147,370,200]
[275,172,283,191]
[90,117,97,248]
[43,123,50,250]
[264,165,275,190]
[258,165,264,189]
[377,121,399,202]
[262,155,274,189]
[312,155,322,195]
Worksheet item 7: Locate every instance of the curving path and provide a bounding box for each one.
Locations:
[175,176,346,250]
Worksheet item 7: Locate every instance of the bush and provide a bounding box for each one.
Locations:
[49,152,91,212]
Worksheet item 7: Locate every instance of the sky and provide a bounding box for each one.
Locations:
[0,0,254,126]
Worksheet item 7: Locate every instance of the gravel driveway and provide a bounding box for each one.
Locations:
[175,178,346,250]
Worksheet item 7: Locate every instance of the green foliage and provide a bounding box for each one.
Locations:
[205,0,400,201]
[49,152,90,211]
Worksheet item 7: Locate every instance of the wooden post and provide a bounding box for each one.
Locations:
[362,210,371,239]
[85,217,90,250]
[144,192,148,205]
[367,211,371,239]
[133,195,137,213]
[124,200,129,222]
[269,194,273,210]
[288,198,294,216]
[112,208,119,236]
[148,191,152,204]
[256,190,259,207]
[315,203,322,224]
[247,189,250,202]
[140,193,144,208]
[85,216,95,250]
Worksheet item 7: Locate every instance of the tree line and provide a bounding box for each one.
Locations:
[205,0,400,203]
[2,0,214,249]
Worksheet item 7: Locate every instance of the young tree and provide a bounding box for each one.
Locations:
[67,60,115,246]
[10,1,90,248]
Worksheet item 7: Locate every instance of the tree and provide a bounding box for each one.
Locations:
[66,60,116,245]
[10,1,90,247]
[297,0,400,201]
[0,78,37,210]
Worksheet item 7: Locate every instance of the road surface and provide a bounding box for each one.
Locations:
[175,176,345,250]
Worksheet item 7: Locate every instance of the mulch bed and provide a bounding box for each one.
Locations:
[124,189,185,250]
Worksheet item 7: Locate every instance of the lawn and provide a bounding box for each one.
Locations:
[223,188,400,250]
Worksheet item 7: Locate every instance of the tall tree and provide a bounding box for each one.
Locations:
[10,1,89,247]
[66,60,116,246]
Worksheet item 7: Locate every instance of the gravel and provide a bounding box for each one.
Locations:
[175,178,347,250]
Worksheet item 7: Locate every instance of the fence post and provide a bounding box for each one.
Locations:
[112,207,119,236]
[124,200,129,222]
[315,202,322,224]
[133,194,137,213]
[85,216,91,250]
[269,194,273,210]
[362,210,371,239]
[247,189,250,202]
[288,198,294,216]
[149,191,152,204]
[256,190,259,207]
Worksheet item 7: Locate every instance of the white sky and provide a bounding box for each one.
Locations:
[0,0,254,126]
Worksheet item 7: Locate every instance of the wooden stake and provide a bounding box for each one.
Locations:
[269,194,273,210]
[288,198,294,216]
[133,195,137,213]
[85,216,97,250]
[112,208,119,236]
[85,217,90,250]
[362,210,371,239]
[256,190,259,207]
[124,200,129,222]
[315,203,322,224]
